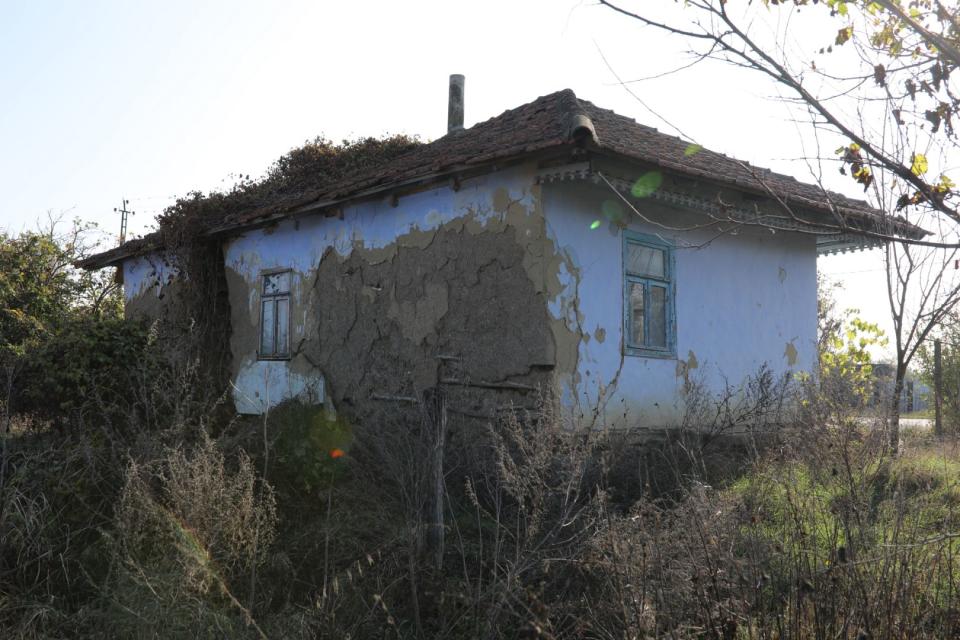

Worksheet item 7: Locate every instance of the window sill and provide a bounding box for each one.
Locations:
[257,354,291,362]
[625,346,676,360]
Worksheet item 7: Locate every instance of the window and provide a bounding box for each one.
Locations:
[259,271,290,359]
[623,231,675,357]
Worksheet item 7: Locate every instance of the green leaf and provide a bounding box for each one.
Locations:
[589,220,601,230]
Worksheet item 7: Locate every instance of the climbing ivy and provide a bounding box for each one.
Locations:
[146,135,422,391]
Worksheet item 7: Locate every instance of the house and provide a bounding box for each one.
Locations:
[869,363,931,414]
[81,77,924,428]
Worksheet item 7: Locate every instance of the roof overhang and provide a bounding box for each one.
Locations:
[81,142,922,270]
[79,146,587,271]
[536,160,907,256]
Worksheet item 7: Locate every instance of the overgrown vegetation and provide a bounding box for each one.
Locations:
[146,135,422,393]
[918,311,960,433]
[6,346,960,637]
[6,139,960,637]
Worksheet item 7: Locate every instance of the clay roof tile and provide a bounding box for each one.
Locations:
[80,88,922,269]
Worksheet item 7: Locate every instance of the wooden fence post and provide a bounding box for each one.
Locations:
[935,339,943,437]
[421,386,446,571]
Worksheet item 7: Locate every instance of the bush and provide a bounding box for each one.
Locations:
[106,433,277,638]
[9,356,960,639]
[262,402,352,495]
[17,318,158,427]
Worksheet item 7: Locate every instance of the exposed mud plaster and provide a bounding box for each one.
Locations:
[122,253,181,320]
[388,281,449,345]
[545,257,585,382]
[275,224,561,420]
[491,187,512,215]
[225,267,259,354]
[784,341,798,366]
[543,177,818,428]
[675,350,699,384]
[115,159,823,429]
[223,166,581,418]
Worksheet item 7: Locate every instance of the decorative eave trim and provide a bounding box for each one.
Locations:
[535,166,883,255]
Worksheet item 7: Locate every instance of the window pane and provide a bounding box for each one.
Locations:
[626,243,664,278]
[629,282,645,346]
[275,298,289,355]
[649,285,667,348]
[261,300,276,356]
[263,272,290,295]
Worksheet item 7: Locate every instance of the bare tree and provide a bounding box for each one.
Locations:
[598,0,960,448]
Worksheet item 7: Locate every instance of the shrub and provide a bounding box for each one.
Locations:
[106,433,277,638]
[263,402,352,495]
[17,318,158,427]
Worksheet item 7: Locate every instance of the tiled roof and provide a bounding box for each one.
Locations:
[579,97,880,217]
[212,89,594,232]
[80,89,918,269]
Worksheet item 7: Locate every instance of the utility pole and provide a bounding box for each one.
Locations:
[114,199,134,243]
[935,339,943,437]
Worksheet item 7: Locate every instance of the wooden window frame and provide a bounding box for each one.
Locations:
[623,231,676,359]
[258,269,291,361]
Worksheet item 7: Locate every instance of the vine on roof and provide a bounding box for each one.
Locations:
[148,134,422,390]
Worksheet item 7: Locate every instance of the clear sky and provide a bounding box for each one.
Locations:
[0,0,889,347]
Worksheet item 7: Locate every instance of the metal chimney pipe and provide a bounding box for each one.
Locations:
[447,74,465,133]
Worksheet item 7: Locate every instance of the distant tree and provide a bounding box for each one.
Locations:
[917,311,960,430]
[819,278,888,407]
[0,219,120,420]
[600,0,960,449]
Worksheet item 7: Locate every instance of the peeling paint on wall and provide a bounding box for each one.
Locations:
[675,349,700,385]
[222,165,575,417]
[119,163,820,430]
[784,340,799,366]
[122,254,180,319]
[542,179,818,427]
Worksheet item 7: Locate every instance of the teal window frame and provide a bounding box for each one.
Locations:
[623,231,676,358]
[258,269,291,360]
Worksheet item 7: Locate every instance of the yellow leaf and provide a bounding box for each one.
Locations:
[911,153,928,176]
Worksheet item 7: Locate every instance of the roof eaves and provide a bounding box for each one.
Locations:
[208,143,582,237]
[589,146,928,240]
[76,234,162,270]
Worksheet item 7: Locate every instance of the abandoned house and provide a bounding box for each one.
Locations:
[81,77,923,427]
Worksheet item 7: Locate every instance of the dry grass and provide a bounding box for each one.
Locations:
[4,369,960,639]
